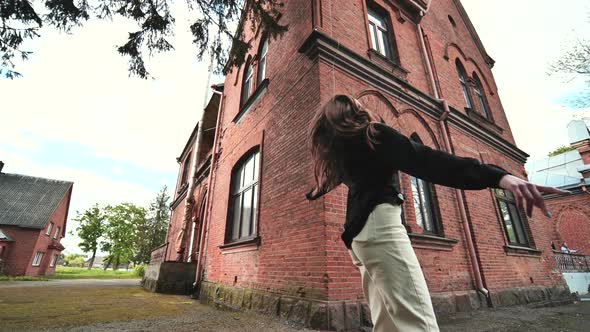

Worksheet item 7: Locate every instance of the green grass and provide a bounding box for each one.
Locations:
[0,266,140,282]
[49,266,141,280]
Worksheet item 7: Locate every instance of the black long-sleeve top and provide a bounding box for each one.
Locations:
[306,123,509,249]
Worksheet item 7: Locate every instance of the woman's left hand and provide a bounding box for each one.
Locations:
[498,174,571,218]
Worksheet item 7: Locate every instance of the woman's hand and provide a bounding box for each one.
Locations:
[498,175,571,218]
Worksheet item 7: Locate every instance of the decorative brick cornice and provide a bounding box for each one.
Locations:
[298,30,529,164]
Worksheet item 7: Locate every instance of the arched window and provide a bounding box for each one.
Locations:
[257,38,268,86]
[226,149,260,243]
[240,58,254,107]
[409,134,441,235]
[472,73,490,119]
[456,60,473,110]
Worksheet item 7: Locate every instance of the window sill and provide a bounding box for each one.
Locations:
[219,236,261,253]
[367,49,408,81]
[234,79,269,124]
[504,245,542,257]
[465,107,503,135]
[409,233,458,251]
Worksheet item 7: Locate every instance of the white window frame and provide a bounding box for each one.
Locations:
[241,62,255,107]
[50,254,58,267]
[32,251,44,266]
[46,222,54,236]
[367,7,392,59]
[226,151,260,243]
[53,226,61,240]
[257,39,268,86]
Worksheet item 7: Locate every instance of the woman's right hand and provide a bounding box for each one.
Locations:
[498,174,571,218]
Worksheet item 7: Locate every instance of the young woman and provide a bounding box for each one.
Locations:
[306,95,568,332]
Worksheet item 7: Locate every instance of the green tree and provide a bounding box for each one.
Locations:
[134,185,170,264]
[548,14,590,108]
[548,145,577,157]
[1,0,287,79]
[102,203,146,270]
[72,204,105,269]
[62,253,86,267]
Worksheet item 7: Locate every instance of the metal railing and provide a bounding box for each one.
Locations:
[553,251,590,272]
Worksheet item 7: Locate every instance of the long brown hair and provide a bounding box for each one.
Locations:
[309,94,383,195]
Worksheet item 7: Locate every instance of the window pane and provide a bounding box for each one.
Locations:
[499,201,517,243]
[508,204,527,245]
[231,167,242,194]
[411,177,424,229]
[462,85,472,108]
[253,152,260,181]
[241,188,253,238]
[252,184,258,234]
[369,23,378,51]
[244,155,255,185]
[421,182,435,232]
[231,195,242,240]
[377,30,388,57]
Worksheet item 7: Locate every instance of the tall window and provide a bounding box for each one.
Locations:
[180,153,191,186]
[32,252,44,266]
[257,39,268,86]
[50,254,58,267]
[53,226,61,240]
[472,73,490,119]
[367,6,394,59]
[494,189,529,246]
[46,222,54,236]
[456,60,473,110]
[241,59,255,107]
[409,134,441,235]
[227,150,260,242]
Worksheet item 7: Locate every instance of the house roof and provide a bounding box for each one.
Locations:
[0,228,13,241]
[0,173,73,229]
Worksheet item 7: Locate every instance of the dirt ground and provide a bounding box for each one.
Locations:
[0,279,588,332]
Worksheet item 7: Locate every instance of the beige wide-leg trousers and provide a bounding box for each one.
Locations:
[348,203,439,332]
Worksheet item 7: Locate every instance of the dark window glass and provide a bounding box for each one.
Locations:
[409,134,441,235]
[181,154,191,186]
[472,73,490,119]
[227,151,260,242]
[456,60,473,109]
[494,189,529,246]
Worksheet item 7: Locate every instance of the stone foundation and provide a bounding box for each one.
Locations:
[142,261,196,294]
[198,281,575,331]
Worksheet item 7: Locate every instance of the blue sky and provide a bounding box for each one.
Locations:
[1,0,589,255]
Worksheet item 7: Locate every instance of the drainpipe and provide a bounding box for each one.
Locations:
[417,23,490,300]
[193,88,224,296]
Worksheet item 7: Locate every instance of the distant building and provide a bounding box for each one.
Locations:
[0,162,73,276]
[526,118,590,255]
[83,256,106,269]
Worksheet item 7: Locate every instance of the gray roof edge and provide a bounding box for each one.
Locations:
[1,172,74,186]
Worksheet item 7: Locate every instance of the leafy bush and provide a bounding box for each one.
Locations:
[134,265,146,278]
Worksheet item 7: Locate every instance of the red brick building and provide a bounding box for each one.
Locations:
[0,162,73,276]
[157,1,573,329]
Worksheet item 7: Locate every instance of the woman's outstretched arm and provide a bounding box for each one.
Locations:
[375,123,569,217]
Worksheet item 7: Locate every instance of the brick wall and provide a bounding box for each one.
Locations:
[547,193,590,255]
